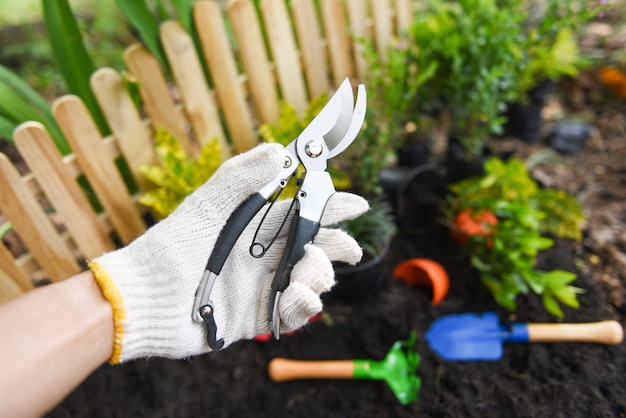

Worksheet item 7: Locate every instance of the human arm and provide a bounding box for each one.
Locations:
[0,270,113,418]
[0,143,368,416]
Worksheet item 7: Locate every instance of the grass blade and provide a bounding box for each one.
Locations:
[42,0,111,136]
[115,0,168,69]
[0,64,71,154]
[0,114,16,140]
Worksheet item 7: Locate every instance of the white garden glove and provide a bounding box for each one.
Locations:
[89,143,368,364]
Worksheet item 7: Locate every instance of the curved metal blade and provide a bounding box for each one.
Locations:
[326,83,366,159]
[322,78,356,154]
[297,78,360,156]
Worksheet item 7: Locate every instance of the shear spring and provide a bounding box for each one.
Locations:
[250,179,300,258]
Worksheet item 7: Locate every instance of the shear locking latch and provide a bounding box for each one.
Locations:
[193,269,225,350]
[199,303,224,350]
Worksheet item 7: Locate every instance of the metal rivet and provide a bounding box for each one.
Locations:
[305,140,323,157]
[201,305,212,316]
[284,156,292,168]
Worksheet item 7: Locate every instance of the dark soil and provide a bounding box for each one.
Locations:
[44,79,626,417]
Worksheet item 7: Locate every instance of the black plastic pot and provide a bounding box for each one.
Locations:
[397,140,432,168]
[444,138,490,183]
[379,164,443,234]
[547,122,591,154]
[329,241,391,302]
[505,79,555,143]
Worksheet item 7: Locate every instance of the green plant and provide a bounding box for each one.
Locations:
[259,93,329,147]
[0,221,12,240]
[336,197,397,259]
[138,128,221,218]
[361,33,437,151]
[408,0,525,156]
[116,0,207,77]
[515,0,606,96]
[42,0,111,136]
[340,34,437,196]
[0,63,70,154]
[447,157,586,317]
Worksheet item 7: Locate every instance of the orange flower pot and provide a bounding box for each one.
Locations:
[392,258,450,306]
[450,208,498,246]
[599,66,626,99]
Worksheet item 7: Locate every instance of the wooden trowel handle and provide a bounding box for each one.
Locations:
[527,320,623,345]
[269,358,355,382]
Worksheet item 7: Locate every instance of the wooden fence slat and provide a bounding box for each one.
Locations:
[228,0,280,125]
[160,21,232,160]
[261,0,308,114]
[372,0,392,57]
[321,0,355,86]
[53,96,146,244]
[291,0,331,98]
[124,44,194,156]
[194,1,257,153]
[0,239,32,292]
[345,0,369,81]
[14,122,116,260]
[91,68,155,192]
[0,153,80,281]
[395,0,414,32]
[0,267,24,304]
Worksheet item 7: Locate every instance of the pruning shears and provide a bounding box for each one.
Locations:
[192,78,367,349]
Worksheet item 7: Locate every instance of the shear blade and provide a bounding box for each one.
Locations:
[298,78,364,158]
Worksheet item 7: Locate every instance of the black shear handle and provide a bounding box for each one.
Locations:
[267,211,320,325]
[206,192,267,275]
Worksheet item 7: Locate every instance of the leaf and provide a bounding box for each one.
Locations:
[171,0,194,33]
[0,82,51,127]
[121,71,143,112]
[0,114,15,140]
[544,270,577,286]
[139,128,222,218]
[550,28,579,77]
[552,285,582,309]
[115,0,168,69]
[42,0,111,136]
[0,64,54,115]
[0,221,12,239]
[523,270,546,294]
[0,64,70,154]
[471,255,493,272]
[542,291,564,318]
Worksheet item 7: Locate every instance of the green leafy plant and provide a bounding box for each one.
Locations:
[259,93,329,146]
[0,63,70,154]
[116,0,206,77]
[515,0,606,96]
[42,0,111,136]
[341,34,437,196]
[138,128,221,218]
[447,157,586,317]
[336,197,397,259]
[361,33,437,151]
[408,0,525,157]
[0,221,12,240]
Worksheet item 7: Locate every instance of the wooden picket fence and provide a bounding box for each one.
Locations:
[0,0,415,303]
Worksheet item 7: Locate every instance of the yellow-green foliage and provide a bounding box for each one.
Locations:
[449,157,584,240]
[259,94,351,193]
[259,93,329,146]
[139,128,221,218]
[448,157,586,317]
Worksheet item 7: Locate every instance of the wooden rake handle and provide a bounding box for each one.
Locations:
[268,358,355,382]
[527,320,623,345]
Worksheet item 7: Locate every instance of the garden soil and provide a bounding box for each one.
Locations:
[41,79,626,418]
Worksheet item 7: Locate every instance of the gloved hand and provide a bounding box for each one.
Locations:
[89,143,368,364]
